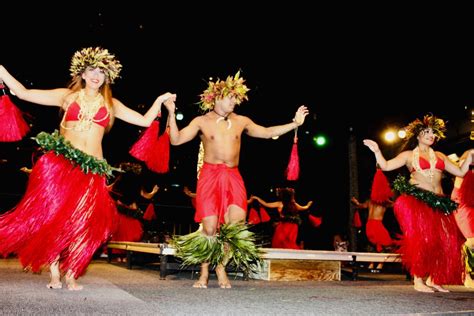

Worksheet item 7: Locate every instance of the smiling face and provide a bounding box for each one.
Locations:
[417,127,436,146]
[81,67,106,89]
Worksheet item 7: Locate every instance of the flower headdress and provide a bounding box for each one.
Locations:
[69,47,122,83]
[198,71,250,111]
[404,113,447,140]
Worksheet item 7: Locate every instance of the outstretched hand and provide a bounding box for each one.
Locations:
[363,139,380,153]
[294,105,309,126]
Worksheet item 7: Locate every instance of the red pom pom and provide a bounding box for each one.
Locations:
[259,206,271,222]
[129,120,159,162]
[286,140,299,181]
[309,214,322,227]
[147,129,170,173]
[248,208,261,224]
[459,170,474,207]
[143,203,156,221]
[353,210,362,228]
[370,169,393,204]
[0,95,30,142]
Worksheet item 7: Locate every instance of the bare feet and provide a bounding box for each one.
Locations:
[414,283,435,293]
[414,277,434,293]
[192,275,208,289]
[216,265,231,289]
[193,263,208,289]
[47,260,62,289]
[426,277,449,293]
[65,272,83,291]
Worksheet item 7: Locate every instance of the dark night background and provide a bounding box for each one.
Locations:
[1,4,473,249]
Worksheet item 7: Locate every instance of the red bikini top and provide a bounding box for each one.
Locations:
[417,156,445,171]
[64,101,110,128]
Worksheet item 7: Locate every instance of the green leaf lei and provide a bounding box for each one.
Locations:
[393,175,458,215]
[32,130,120,177]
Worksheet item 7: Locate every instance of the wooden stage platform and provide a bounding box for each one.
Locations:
[107,241,401,281]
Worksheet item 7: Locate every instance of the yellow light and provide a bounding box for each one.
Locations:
[397,130,406,139]
[384,131,396,142]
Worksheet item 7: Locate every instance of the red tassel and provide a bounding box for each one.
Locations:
[0,94,30,142]
[286,136,299,181]
[248,208,261,224]
[309,214,322,227]
[353,210,362,228]
[147,128,170,173]
[259,206,271,222]
[459,170,474,207]
[129,120,159,162]
[370,169,393,204]
[143,203,156,221]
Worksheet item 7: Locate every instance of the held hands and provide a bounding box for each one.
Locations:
[293,105,309,126]
[363,139,380,153]
[163,96,176,113]
[157,92,176,105]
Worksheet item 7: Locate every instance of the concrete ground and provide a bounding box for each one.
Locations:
[0,258,473,315]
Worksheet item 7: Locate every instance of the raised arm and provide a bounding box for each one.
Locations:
[113,92,176,127]
[351,197,369,209]
[141,184,159,200]
[244,105,309,139]
[295,200,313,211]
[442,149,474,177]
[251,195,282,209]
[0,65,68,106]
[363,139,410,171]
[162,98,201,145]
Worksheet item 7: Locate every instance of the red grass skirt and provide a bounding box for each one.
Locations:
[366,219,393,252]
[394,194,464,284]
[272,222,301,249]
[452,187,474,239]
[0,152,117,277]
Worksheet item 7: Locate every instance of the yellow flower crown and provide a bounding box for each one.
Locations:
[405,114,447,140]
[69,47,122,84]
[198,71,250,111]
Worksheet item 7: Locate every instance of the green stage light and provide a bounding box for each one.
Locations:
[312,135,328,148]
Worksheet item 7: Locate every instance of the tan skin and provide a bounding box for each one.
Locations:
[351,197,393,269]
[364,128,474,292]
[164,95,308,288]
[0,64,175,290]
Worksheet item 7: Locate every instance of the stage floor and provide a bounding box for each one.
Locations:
[1,258,473,315]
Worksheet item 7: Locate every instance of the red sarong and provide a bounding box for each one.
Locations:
[195,163,247,224]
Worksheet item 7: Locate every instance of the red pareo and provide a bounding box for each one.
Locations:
[195,163,247,224]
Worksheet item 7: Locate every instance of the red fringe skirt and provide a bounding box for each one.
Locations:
[452,187,474,239]
[272,222,301,249]
[0,152,117,277]
[394,194,464,284]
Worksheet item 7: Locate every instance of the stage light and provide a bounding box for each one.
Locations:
[176,112,184,121]
[312,134,327,148]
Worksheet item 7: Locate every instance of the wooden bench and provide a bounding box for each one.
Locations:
[107,241,401,281]
[107,241,177,279]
